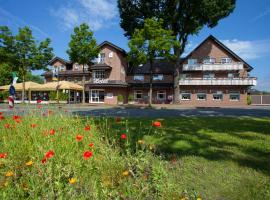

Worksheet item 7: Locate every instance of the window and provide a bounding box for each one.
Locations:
[134,75,144,81]
[180,74,191,79]
[181,91,191,100]
[109,52,113,58]
[203,57,216,64]
[100,53,105,63]
[228,73,239,78]
[221,57,232,64]
[213,91,223,101]
[134,90,142,100]
[188,59,197,65]
[157,91,166,100]
[229,92,240,101]
[153,74,164,81]
[60,65,65,71]
[93,70,105,79]
[83,65,89,71]
[106,93,113,99]
[197,92,207,100]
[74,64,79,70]
[203,73,215,79]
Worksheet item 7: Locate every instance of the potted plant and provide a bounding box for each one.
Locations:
[128,94,134,104]
[117,94,124,105]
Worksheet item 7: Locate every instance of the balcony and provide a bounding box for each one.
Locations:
[179,77,257,86]
[93,78,109,84]
[182,62,244,71]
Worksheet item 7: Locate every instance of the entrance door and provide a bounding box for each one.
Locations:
[90,90,105,103]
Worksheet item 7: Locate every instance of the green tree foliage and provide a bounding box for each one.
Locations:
[118,0,236,102]
[0,26,54,101]
[67,23,99,103]
[128,18,175,105]
[0,63,13,86]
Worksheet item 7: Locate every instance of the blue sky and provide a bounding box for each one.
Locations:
[0,0,270,91]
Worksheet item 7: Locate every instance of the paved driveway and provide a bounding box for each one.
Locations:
[1,104,270,118]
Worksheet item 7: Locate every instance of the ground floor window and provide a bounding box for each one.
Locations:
[229,92,240,101]
[90,89,105,103]
[106,93,113,99]
[157,91,166,100]
[197,92,207,100]
[213,91,223,101]
[181,91,191,100]
[134,90,142,100]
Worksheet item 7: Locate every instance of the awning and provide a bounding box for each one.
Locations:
[0,82,41,91]
[31,81,83,91]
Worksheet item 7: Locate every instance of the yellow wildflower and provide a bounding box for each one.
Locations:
[25,160,33,166]
[122,170,129,177]
[5,171,14,177]
[138,140,145,144]
[197,198,202,200]
[4,181,8,187]
[69,177,76,184]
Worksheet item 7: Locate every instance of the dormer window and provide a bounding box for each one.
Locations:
[93,70,105,79]
[153,74,164,81]
[203,57,216,64]
[74,64,79,70]
[188,59,197,65]
[134,75,144,81]
[221,57,232,64]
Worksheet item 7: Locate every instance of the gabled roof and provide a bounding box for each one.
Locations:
[183,35,253,71]
[48,57,71,66]
[99,41,127,55]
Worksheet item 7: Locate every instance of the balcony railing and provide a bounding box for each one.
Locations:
[93,78,109,84]
[182,62,244,71]
[179,77,257,86]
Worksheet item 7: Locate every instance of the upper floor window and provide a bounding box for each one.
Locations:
[134,75,144,81]
[203,72,215,79]
[108,52,113,58]
[100,53,105,63]
[228,73,239,78]
[93,70,105,79]
[180,74,191,79]
[83,65,89,71]
[188,59,197,65]
[203,57,216,64]
[221,57,232,64]
[153,74,164,81]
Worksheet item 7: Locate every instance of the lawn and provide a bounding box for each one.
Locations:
[0,107,270,200]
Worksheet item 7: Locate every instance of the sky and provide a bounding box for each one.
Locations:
[0,0,270,91]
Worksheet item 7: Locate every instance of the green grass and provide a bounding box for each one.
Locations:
[0,109,270,200]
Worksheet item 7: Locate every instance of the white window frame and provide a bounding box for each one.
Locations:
[134,75,144,81]
[229,92,240,101]
[93,70,105,79]
[60,65,65,71]
[188,59,197,65]
[100,53,105,63]
[221,57,232,64]
[108,52,113,58]
[134,90,143,100]
[213,91,223,101]
[153,74,164,81]
[157,91,166,101]
[181,92,191,101]
[203,57,216,64]
[197,92,207,101]
[74,64,80,70]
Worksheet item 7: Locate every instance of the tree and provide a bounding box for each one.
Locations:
[118,0,236,102]
[0,63,13,86]
[128,18,175,106]
[0,26,54,102]
[67,23,99,104]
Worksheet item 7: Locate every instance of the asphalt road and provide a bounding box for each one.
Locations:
[1,105,270,118]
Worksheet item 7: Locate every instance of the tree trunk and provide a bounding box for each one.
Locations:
[22,74,25,103]
[173,61,180,103]
[82,65,86,104]
[149,59,153,107]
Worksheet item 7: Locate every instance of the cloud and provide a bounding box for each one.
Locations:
[221,39,270,60]
[251,7,270,22]
[51,0,118,31]
[0,7,49,37]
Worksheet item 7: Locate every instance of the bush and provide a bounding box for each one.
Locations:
[247,95,252,105]
[0,91,9,102]
[128,94,134,102]
[49,91,68,101]
[117,94,124,102]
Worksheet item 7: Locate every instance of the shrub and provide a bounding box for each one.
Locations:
[49,91,68,101]
[117,94,124,102]
[247,95,252,105]
[128,94,134,102]
[0,91,9,101]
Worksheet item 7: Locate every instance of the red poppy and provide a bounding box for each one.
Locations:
[152,121,161,127]
[4,124,11,129]
[30,124,37,128]
[45,150,54,159]
[13,115,21,120]
[49,129,55,135]
[37,105,42,109]
[115,117,121,123]
[83,151,93,159]
[15,119,22,123]
[0,115,5,120]
[76,134,83,141]
[89,143,94,148]
[41,158,47,164]
[37,99,42,104]
[121,134,127,140]
[84,125,91,131]
[0,153,7,158]
[0,112,2,115]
